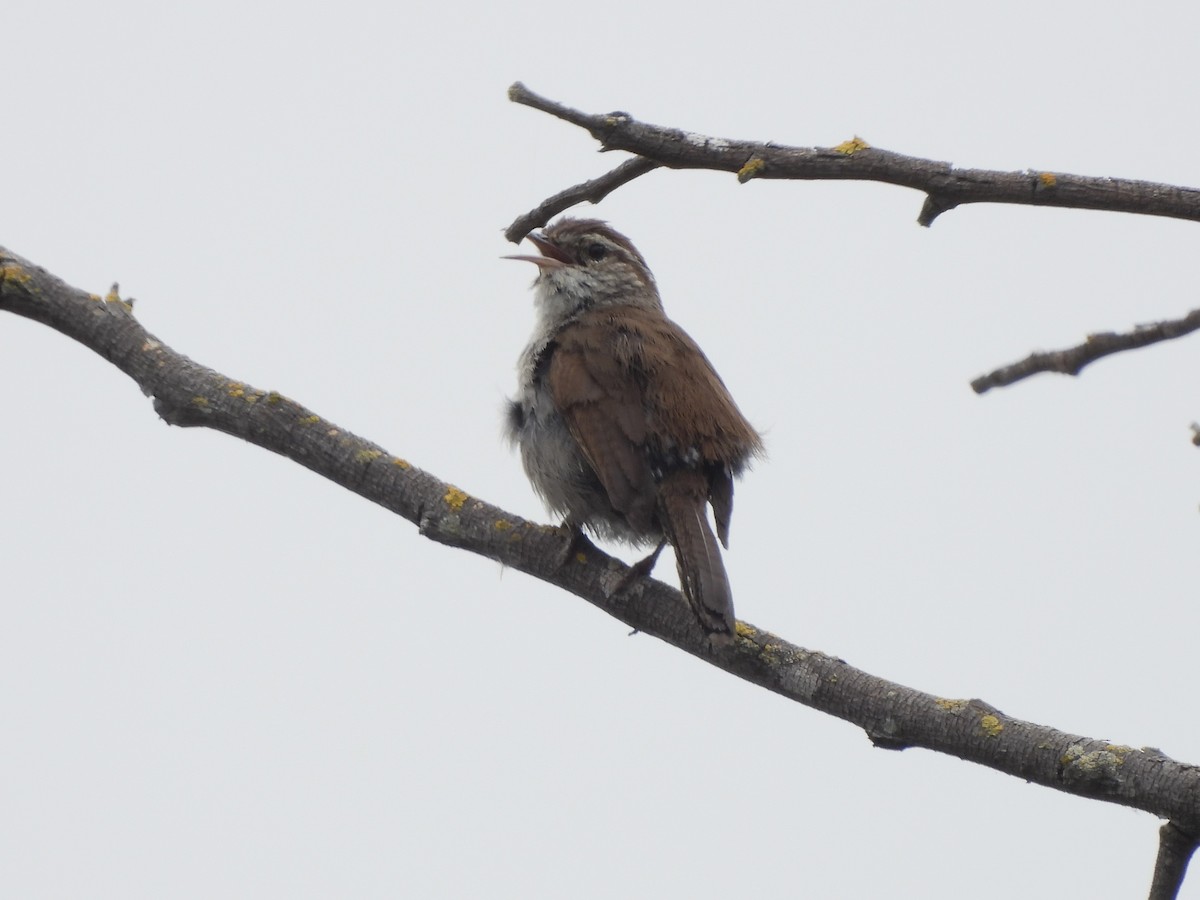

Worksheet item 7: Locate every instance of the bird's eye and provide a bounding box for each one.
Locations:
[586,243,607,261]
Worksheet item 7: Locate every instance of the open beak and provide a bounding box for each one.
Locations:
[503,232,571,268]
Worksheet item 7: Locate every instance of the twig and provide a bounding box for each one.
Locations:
[1149,822,1199,900]
[508,82,1200,227]
[971,308,1200,393]
[504,157,662,243]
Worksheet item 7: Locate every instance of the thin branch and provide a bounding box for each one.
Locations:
[505,157,662,243]
[4,244,1200,835]
[1149,822,1199,900]
[971,307,1200,393]
[508,82,1200,227]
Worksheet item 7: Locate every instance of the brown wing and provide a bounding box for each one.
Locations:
[606,306,763,471]
[548,305,762,537]
[546,312,658,534]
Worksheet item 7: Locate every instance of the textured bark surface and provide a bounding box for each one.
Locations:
[506,82,1200,233]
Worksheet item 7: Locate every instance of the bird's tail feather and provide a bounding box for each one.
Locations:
[658,471,735,647]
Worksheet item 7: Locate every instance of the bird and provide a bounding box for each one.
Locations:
[504,218,762,647]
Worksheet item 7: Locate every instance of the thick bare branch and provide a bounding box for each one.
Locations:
[971,307,1200,393]
[4,244,1200,836]
[508,82,1200,227]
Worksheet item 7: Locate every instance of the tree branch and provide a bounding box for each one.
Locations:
[4,245,1200,846]
[505,157,662,243]
[508,82,1200,227]
[508,83,1200,410]
[1150,822,1199,900]
[971,307,1200,393]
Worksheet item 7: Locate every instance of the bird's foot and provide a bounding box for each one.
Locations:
[611,539,667,596]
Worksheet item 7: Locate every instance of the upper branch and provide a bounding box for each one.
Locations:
[4,244,1200,838]
[508,82,1200,227]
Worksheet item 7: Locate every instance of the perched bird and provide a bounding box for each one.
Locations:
[505,218,762,646]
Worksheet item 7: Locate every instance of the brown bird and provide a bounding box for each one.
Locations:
[505,218,762,647]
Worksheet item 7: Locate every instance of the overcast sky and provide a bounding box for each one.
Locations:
[4,1,1199,898]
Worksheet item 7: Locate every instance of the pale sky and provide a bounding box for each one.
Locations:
[4,1,1199,897]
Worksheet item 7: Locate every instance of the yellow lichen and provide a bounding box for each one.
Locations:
[980,714,1004,737]
[266,391,283,405]
[191,396,209,407]
[734,621,756,638]
[935,698,968,712]
[834,136,871,154]
[1039,171,1057,187]
[494,520,512,531]
[227,383,245,399]
[298,415,320,425]
[356,449,383,463]
[392,457,411,469]
[0,262,35,287]
[102,283,133,312]
[1060,743,1126,776]
[737,157,766,182]
[444,487,468,510]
